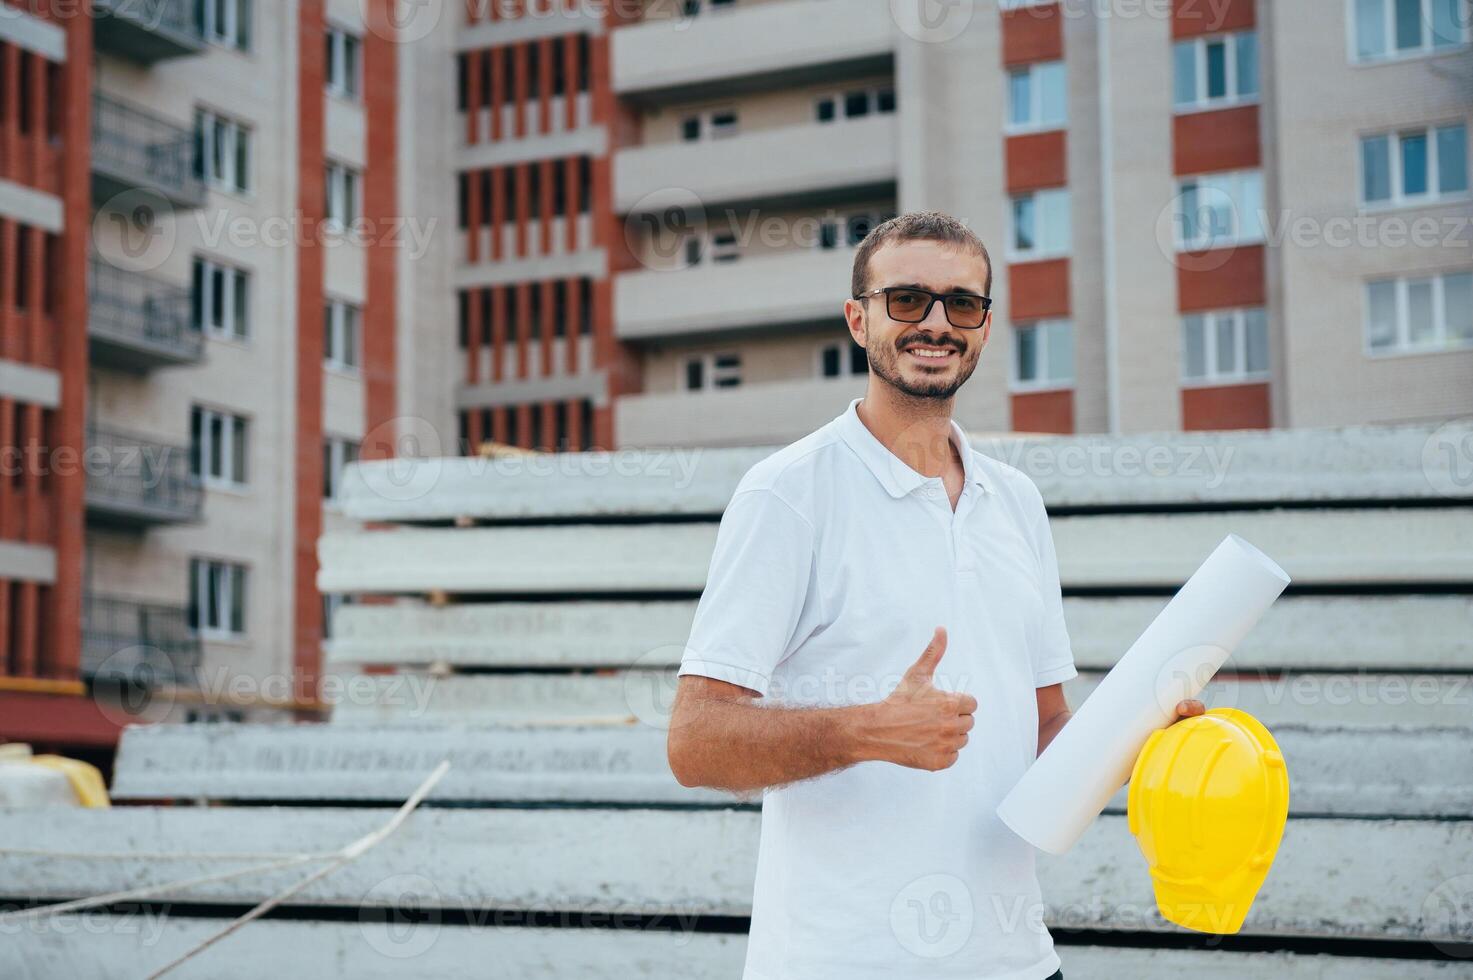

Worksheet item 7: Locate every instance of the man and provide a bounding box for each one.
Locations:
[666,211,1204,980]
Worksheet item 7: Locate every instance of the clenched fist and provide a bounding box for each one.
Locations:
[858,627,977,771]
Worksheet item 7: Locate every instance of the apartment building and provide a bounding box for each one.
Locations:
[0,0,402,761]
[438,0,1469,449]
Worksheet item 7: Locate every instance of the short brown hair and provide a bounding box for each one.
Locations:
[850,211,993,300]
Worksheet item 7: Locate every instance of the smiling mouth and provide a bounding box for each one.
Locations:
[901,344,960,363]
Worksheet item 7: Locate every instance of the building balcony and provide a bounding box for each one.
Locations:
[92,0,205,64]
[615,115,898,214]
[89,257,203,371]
[84,424,203,528]
[91,93,206,210]
[617,375,869,448]
[616,244,856,341]
[612,0,895,104]
[82,594,201,687]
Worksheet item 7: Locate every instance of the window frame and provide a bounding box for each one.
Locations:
[190,404,251,489]
[325,160,363,230]
[813,85,897,124]
[324,298,361,373]
[192,255,251,341]
[325,25,362,101]
[189,556,248,640]
[1348,0,1470,63]
[1363,271,1473,356]
[199,0,252,52]
[1359,122,1469,208]
[1008,187,1073,261]
[1180,307,1271,385]
[1006,60,1067,132]
[1173,169,1265,251]
[1009,318,1075,392]
[816,340,870,379]
[322,434,361,503]
[1172,30,1260,113]
[680,351,742,391]
[194,107,252,195]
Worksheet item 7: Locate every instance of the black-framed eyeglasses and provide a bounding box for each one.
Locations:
[854,286,993,329]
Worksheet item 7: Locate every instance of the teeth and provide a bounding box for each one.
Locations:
[908,348,952,358]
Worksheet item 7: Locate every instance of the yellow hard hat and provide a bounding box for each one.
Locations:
[1127,707,1289,935]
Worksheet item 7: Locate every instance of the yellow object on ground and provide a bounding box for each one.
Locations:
[0,744,111,808]
[1127,707,1289,935]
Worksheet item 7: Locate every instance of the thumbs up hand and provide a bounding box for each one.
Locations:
[858,627,978,772]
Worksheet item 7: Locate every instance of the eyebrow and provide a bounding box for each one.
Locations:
[889,281,987,296]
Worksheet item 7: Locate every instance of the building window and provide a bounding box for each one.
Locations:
[1173,32,1258,111]
[326,161,361,228]
[1175,170,1264,250]
[1010,188,1071,259]
[188,558,247,638]
[1011,320,1074,390]
[326,26,362,100]
[191,257,250,340]
[193,109,251,194]
[683,352,741,390]
[190,405,249,487]
[323,435,360,502]
[1008,61,1067,130]
[198,0,251,51]
[324,300,360,371]
[681,0,736,15]
[1353,0,1467,61]
[1365,271,1473,354]
[322,593,350,641]
[710,231,739,263]
[815,86,896,123]
[1361,123,1468,206]
[817,210,894,250]
[680,108,740,141]
[819,340,869,378]
[1182,308,1269,383]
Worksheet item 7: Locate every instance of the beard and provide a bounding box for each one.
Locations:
[865,330,981,400]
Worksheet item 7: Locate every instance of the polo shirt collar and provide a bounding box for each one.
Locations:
[836,397,995,498]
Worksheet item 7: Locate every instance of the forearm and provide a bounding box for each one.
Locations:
[669,696,877,793]
[1037,707,1071,758]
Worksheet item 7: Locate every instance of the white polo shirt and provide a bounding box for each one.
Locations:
[679,397,1077,980]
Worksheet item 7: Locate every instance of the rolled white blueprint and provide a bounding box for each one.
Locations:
[996,533,1290,855]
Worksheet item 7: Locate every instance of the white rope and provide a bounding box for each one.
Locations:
[0,759,451,957]
[143,759,451,979]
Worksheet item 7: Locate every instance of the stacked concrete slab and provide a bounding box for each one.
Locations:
[2,423,1471,977]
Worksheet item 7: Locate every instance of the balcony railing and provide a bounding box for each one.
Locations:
[92,0,206,63]
[84,424,203,528]
[82,594,202,687]
[89,257,203,371]
[91,92,206,209]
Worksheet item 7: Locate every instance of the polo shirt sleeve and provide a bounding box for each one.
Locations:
[678,487,815,697]
[1028,492,1078,688]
